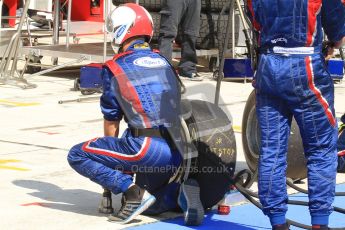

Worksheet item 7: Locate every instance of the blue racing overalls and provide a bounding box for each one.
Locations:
[246,0,345,226]
[68,40,182,195]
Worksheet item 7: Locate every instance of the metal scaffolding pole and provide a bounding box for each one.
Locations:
[52,0,60,65]
[214,0,252,106]
[0,0,35,89]
[66,0,72,48]
[0,0,3,29]
[215,0,234,106]
[103,0,111,62]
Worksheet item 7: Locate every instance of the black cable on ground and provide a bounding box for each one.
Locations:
[234,181,312,229]
[232,169,345,230]
[189,130,345,229]
[287,178,345,196]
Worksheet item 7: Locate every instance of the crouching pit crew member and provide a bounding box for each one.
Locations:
[67,3,185,224]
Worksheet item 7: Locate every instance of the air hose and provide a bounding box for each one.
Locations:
[286,178,345,197]
[232,169,345,230]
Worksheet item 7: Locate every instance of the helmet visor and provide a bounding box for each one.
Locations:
[105,9,116,33]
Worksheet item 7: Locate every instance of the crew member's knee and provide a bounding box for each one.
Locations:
[67,143,85,168]
[159,30,177,41]
[182,31,198,39]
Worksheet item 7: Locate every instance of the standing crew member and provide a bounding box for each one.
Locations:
[246,1,345,229]
[158,0,203,81]
[67,3,183,224]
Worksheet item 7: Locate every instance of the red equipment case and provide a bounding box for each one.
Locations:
[71,0,104,22]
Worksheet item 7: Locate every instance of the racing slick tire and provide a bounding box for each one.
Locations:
[186,100,237,209]
[242,90,307,181]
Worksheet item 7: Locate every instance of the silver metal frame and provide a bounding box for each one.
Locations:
[103,0,110,62]
[1,0,219,89]
[0,0,36,89]
[66,0,72,48]
[19,0,217,79]
[0,0,3,29]
[22,0,111,79]
[215,0,251,105]
[0,0,88,88]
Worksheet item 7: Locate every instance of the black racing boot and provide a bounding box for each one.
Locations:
[272,223,290,230]
[108,184,156,224]
[98,188,114,214]
[312,225,329,230]
[178,178,205,226]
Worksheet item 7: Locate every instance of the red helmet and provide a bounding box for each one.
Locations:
[106,3,153,46]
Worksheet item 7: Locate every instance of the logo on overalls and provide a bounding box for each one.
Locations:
[133,57,167,68]
[116,25,127,39]
[271,37,288,44]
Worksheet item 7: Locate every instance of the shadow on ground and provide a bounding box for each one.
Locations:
[13,179,115,216]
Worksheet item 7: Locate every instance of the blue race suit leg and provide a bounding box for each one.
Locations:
[67,129,181,195]
[291,55,338,225]
[256,54,292,225]
[256,53,338,226]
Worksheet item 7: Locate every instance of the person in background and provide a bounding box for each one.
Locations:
[322,41,336,61]
[246,0,345,229]
[158,0,203,81]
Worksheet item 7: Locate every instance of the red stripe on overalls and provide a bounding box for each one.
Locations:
[306,0,322,46]
[113,51,133,61]
[247,0,261,31]
[82,137,151,161]
[305,56,336,127]
[81,57,153,161]
[105,60,152,128]
[339,150,345,157]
